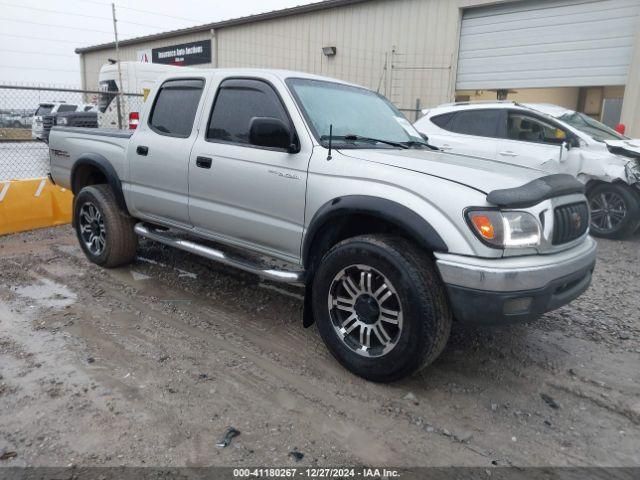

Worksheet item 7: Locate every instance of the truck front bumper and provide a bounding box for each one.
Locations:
[435,237,597,325]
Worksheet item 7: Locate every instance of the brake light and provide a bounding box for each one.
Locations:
[615,123,626,135]
[129,112,139,129]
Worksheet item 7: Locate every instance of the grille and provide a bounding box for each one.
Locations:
[552,202,589,245]
[42,115,54,131]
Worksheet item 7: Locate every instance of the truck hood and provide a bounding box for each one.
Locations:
[604,139,640,159]
[339,149,544,194]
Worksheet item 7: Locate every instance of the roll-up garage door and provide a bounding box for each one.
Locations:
[456,0,640,90]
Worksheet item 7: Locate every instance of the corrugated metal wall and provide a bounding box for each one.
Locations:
[215,0,460,113]
[457,0,640,90]
[80,0,471,115]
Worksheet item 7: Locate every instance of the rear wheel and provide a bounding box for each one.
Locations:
[587,183,640,239]
[74,184,138,267]
[312,235,452,382]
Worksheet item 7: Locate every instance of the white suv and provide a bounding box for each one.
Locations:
[415,102,640,239]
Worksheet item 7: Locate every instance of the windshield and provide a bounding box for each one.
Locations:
[99,79,118,113]
[35,105,53,116]
[286,78,424,148]
[559,111,626,142]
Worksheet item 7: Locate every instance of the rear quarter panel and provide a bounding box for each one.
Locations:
[49,127,132,190]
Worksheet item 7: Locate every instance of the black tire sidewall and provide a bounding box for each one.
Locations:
[588,183,640,239]
[312,238,440,382]
[74,187,114,266]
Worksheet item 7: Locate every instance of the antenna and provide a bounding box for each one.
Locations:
[327,124,333,161]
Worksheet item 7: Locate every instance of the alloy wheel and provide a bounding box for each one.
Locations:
[79,202,106,255]
[590,191,627,233]
[327,264,403,358]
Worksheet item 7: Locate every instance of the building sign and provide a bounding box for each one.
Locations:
[151,40,211,66]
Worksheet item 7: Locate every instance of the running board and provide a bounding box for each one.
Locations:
[134,223,305,285]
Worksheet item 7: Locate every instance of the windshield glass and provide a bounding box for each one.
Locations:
[99,80,118,113]
[559,111,626,142]
[286,78,424,148]
[35,105,53,116]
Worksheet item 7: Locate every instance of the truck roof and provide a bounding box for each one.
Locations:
[152,67,359,88]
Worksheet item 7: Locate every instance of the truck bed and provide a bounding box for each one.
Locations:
[49,127,132,190]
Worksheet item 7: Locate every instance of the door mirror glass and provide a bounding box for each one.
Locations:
[249,117,296,152]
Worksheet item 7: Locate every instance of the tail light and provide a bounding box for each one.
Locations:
[129,112,139,129]
[615,123,626,135]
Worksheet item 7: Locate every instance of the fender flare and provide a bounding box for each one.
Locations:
[70,153,128,212]
[302,195,448,268]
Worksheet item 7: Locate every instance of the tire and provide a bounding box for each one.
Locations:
[74,184,138,267]
[312,234,452,382]
[587,183,640,239]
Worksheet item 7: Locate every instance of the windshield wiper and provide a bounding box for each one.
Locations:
[401,140,439,150]
[320,134,408,149]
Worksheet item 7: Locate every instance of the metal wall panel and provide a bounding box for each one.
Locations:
[457,0,640,89]
[215,0,461,112]
[81,0,489,113]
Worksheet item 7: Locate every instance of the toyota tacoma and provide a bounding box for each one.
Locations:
[48,69,597,382]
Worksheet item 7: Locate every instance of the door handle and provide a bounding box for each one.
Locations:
[196,156,212,169]
[136,145,149,156]
[499,151,518,157]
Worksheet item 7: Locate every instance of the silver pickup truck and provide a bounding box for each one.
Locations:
[49,69,597,382]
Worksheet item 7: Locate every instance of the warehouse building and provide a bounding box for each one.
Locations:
[76,0,640,135]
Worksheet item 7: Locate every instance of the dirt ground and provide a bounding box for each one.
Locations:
[0,225,638,468]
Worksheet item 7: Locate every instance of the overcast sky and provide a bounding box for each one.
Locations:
[0,0,318,87]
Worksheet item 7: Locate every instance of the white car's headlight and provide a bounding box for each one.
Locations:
[57,117,68,126]
[625,160,640,183]
[466,209,541,248]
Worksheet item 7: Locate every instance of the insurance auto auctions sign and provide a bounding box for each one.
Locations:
[151,40,211,66]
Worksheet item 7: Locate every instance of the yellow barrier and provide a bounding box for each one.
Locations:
[0,177,73,236]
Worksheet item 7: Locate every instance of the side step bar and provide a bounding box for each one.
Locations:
[134,223,305,285]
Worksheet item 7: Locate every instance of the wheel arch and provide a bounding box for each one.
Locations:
[302,196,448,273]
[70,153,128,213]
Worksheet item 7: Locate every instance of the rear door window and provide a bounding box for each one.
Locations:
[207,78,289,145]
[446,110,501,137]
[149,79,204,138]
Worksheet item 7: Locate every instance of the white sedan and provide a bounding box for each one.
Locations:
[415,102,640,239]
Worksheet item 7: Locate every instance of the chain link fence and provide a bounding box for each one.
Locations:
[0,85,143,181]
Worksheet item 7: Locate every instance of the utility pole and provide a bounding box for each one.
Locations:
[111,2,124,129]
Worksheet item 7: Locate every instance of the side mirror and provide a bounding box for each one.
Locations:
[249,117,298,153]
[563,136,580,150]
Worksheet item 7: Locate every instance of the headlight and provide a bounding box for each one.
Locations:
[466,209,541,248]
[625,160,640,183]
[57,117,68,126]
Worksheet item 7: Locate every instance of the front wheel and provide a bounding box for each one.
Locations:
[588,183,640,239]
[312,235,452,382]
[74,184,138,267]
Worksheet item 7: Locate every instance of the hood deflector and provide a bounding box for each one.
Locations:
[487,174,585,208]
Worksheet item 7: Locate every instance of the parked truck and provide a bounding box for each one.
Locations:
[48,69,597,382]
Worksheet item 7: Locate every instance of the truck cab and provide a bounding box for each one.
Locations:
[49,69,597,382]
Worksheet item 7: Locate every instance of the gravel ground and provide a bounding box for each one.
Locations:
[0,226,638,467]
